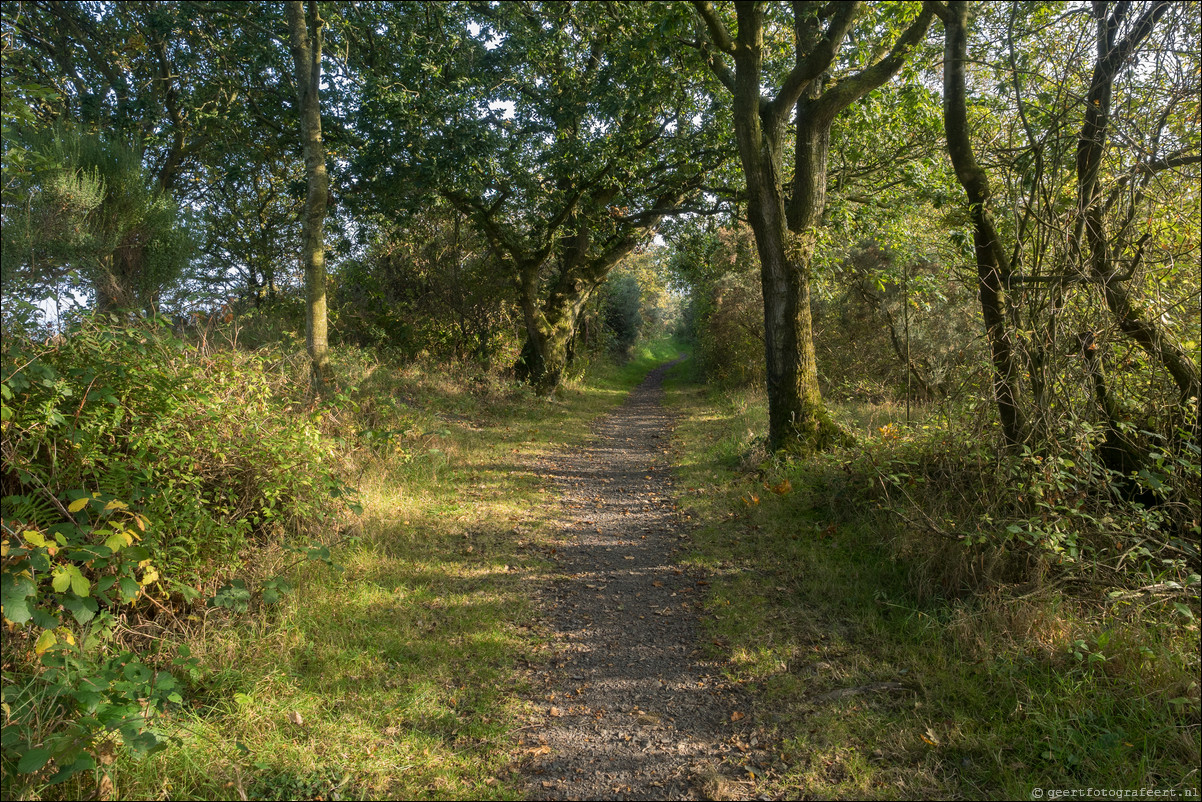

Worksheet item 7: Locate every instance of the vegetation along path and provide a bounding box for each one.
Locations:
[520,359,769,801]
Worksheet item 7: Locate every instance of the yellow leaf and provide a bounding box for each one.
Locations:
[68,498,89,513]
[58,627,75,646]
[34,629,57,655]
[22,530,47,548]
[104,500,128,511]
[140,567,160,586]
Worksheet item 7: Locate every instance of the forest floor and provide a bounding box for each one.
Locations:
[519,359,771,801]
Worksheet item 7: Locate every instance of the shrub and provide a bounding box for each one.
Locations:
[1,314,353,793]
[2,315,348,580]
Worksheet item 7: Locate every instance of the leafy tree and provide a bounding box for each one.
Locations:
[352,1,729,392]
[929,0,1200,457]
[690,1,935,452]
[335,201,517,363]
[2,126,193,312]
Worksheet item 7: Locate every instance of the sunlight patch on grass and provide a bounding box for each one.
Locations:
[663,374,1201,799]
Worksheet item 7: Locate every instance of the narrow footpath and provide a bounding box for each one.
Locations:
[520,360,771,801]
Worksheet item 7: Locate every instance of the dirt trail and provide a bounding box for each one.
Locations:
[521,360,769,801]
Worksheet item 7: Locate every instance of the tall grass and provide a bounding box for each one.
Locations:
[663,367,1200,799]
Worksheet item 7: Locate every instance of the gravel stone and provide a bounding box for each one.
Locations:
[521,360,761,801]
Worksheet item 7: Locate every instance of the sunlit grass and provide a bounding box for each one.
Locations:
[662,366,1201,800]
[92,340,685,801]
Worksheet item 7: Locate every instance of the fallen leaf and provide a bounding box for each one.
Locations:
[287,711,304,726]
[731,711,745,721]
[549,706,562,717]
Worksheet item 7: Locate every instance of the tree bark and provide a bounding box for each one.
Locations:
[931,0,1026,447]
[1074,0,1199,445]
[285,0,331,392]
[695,1,931,451]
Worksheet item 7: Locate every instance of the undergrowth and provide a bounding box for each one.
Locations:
[1,314,682,800]
[664,359,1200,799]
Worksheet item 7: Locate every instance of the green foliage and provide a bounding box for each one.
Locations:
[0,488,191,790]
[599,270,642,355]
[671,223,765,388]
[333,205,517,363]
[847,417,1201,589]
[1,126,194,312]
[814,241,979,403]
[1,314,351,580]
[0,314,361,795]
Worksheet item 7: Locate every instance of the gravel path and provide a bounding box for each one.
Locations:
[521,360,768,801]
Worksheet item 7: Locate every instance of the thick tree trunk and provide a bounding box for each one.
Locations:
[286,0,331,392]
[697,0,930,452]
[727,7,838,452]
[937,1,1026,447]
[514,250,623,395]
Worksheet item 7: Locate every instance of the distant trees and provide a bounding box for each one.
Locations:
[1,0,1196,456]
[350,1,729,393]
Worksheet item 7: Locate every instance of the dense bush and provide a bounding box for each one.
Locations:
[835,416,1202,596]
[333,209,518,364]
[1,315,353,790]
[2,315,348,579]
[813,242,979,404]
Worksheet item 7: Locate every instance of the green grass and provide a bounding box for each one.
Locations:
[662,361,1201,800]
[75,340,685,801]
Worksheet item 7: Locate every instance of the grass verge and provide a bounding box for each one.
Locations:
[663,359,1200,799]
[60,339,683,801]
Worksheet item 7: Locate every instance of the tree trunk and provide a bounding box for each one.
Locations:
[514,253,617,395]
[285,0,331,392]
[1074,0,1199,447]
[696,0,930,452]
[936,0,1026,447]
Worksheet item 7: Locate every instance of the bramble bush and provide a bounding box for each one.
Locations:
[1,314,355,793]
[837,416,1202,595]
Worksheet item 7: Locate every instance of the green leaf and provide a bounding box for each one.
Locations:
[68,566,91,597]
[3,596,33,625]
[17,747,52,774]
[63,596,98,625]
[31,608,61,629]
[48,754,95,784]
[119,577,140,602]
[51,566,72,593]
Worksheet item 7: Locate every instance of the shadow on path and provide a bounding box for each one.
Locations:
[522,359,765,801]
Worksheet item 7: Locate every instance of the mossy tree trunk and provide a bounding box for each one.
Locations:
[285,0,331,393]
[693,1,932,452]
